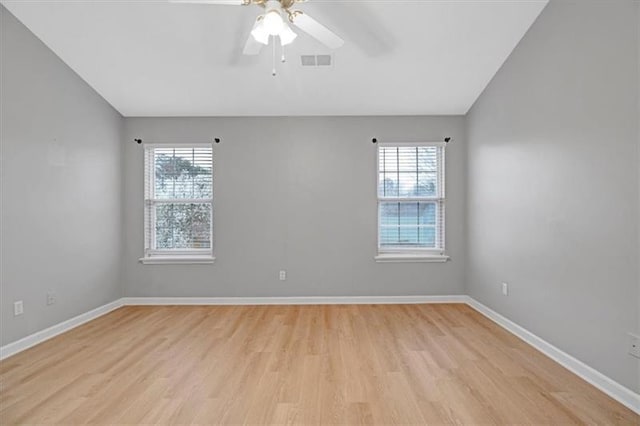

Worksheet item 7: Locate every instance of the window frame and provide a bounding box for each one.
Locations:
[139,143,215,265]
[375,141,449,263]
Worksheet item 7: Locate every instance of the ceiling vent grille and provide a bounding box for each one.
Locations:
[301,55,316,66]
[316,55,331,66]
[301,55,332,67]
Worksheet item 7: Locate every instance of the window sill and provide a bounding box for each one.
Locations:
[374,253,450,263]
[139,256,215,265]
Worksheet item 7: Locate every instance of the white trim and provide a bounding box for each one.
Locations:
[139,256,215,265]
[0,299,124,360]
[122,295,467,306]
[376,143,447,254]
[143,144,214,258]
[465,297,640,415]
[375,254,450,263]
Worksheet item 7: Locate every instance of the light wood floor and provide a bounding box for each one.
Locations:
[0,304,637,425]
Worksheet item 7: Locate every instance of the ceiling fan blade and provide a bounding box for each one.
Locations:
[168,0,248,5]
[312,3,395,57]
[291,12,344,49]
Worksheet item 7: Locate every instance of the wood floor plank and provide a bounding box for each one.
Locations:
[0,304,637,425]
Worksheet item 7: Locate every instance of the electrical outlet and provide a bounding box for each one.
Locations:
[14,301,23,316]
[501,282,509,296]
[629,333,640,359]
[279,270,286,281]
[46,291,56,306]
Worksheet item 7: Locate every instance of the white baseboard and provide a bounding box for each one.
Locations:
[122,295,468,306]
[0,299,124,360]
[465,297,640,415]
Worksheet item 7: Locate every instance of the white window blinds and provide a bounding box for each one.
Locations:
[377,143,446,254]
[144,145,213,258]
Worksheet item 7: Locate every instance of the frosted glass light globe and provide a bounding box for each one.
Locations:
[263,10,284,35]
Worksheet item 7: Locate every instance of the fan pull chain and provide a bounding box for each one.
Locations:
[281,44,286,63]
[271,36,277,77]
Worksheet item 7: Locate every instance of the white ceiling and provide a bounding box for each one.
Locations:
[2,0,547,117]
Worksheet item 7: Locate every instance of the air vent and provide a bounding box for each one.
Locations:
[316,55,331,66]
[301,55,332,67]
[301,55,316,66]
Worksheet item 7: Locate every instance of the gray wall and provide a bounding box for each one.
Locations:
[123,116,466,297]
[466,0,640,392]
[0,7,123,345]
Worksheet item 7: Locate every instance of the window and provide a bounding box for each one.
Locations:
[141,144,214,264]
[376,142,448,262]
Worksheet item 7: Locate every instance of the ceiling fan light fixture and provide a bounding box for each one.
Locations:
[278,24,297,46]
[250,21,270,45]
[262,10,284,35]
[171,0,345,58]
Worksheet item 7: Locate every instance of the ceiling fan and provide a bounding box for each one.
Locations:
[170,0,344,56]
